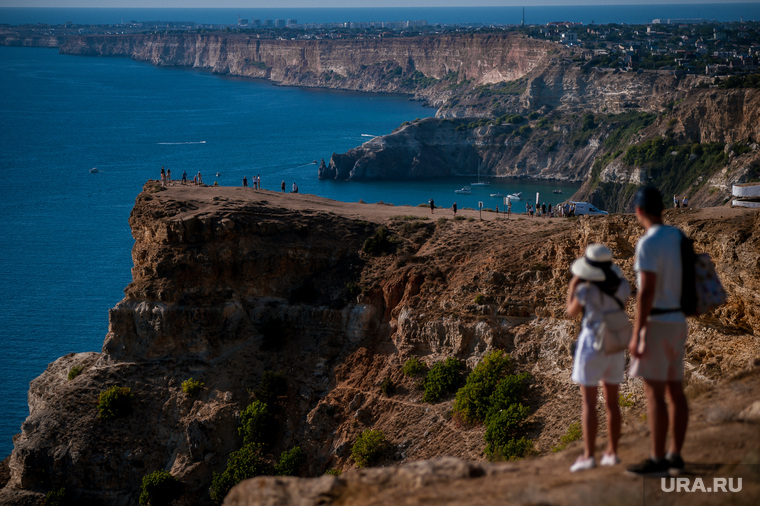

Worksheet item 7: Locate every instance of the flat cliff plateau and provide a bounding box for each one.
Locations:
[1,182,758,505]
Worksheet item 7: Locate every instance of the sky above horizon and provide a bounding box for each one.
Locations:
[1,0,756,8]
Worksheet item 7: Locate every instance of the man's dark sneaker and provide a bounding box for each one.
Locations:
[667,454,685,476]
[625,458,669,477]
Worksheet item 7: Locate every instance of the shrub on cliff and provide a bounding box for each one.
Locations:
[254,371,288,405]
[451,350,533,461]
[181,377,204,397]
[351,429,387,468]
[422,357,466,403]
[42,488,67,506]
[139,470,182,506]
[210,443,274,504]
[275,446,305,476]
[402,357,427,377]
[97,386,134,420]
[67,365,83,381]
[453,350,514,424]
[239,400,275,447]
[362,227,395,255]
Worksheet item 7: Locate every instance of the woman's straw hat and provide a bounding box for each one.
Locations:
[571,244,618,281]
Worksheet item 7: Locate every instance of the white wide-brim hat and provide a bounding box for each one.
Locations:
[571,244,621,281]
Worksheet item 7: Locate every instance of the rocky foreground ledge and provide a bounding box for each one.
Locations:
[1,182,759,505]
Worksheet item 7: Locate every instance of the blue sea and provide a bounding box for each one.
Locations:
[1,4,759,26]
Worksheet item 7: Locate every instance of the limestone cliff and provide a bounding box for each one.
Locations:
[58,33,555,106]
[1,182,758,505]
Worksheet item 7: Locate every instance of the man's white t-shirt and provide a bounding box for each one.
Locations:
[634,224,687,323]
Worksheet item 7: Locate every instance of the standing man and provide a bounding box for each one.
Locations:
[243,176,248,188]
[627,186,689,477]
[452,202,457,216]
[429,199,435,214]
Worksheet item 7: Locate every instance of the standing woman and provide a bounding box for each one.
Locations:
[566,244,631,472]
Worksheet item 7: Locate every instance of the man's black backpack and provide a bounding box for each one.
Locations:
[680,233,726,316]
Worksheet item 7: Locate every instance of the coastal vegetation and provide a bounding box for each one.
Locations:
[351,429,388,468]
[139,470,182,506]
[67,365,83,381]
[422,357,466,403]
[181,377,204,397]
[97,386,134,420]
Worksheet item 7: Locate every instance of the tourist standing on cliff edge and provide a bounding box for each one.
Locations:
[627,186,689,477]
[566,244,629,472]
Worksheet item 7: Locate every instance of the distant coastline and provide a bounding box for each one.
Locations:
[2,4,760,27]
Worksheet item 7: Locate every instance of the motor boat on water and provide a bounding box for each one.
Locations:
[490,192,504,198]
[89,167,99,173]
[506,192,523,200]
[455,186,472,195]
[553,189,563,194]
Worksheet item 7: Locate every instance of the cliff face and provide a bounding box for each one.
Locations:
[58,33,555,103]
[2,182,758,505]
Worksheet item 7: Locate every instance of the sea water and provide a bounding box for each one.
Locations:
[0,45,579,459]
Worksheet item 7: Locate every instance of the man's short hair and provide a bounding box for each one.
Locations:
[634,186,664,217]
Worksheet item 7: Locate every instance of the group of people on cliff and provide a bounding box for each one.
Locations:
[567,186,689,478]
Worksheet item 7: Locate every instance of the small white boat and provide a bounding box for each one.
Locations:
[89,167,99,173]
[471,181,490,186]
[490,192,504,198]
[455,186,472,195]
[553,189,563,194]
[507,192,522,200]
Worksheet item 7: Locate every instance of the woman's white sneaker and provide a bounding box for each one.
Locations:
[600,453,621,466]
[570,456,596,472]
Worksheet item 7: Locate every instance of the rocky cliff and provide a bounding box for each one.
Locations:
[1,182,758,505]
[58,32,555,106]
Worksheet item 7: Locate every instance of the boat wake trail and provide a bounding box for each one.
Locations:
[157,140,207,145]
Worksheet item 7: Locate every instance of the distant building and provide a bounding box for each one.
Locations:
[652,18,705,25]
[287,19,298,27]
[561,32,578,44]
[274,19,286,28]
[238,18,248,26]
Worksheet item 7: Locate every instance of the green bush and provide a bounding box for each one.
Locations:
[42,488,66,506]
[351,429,387,468]
[422,357,466,403]
[380,377,395,397]
[453,350,516,424]
[485,435,534,461]
[97,386,134,420]
[483,403,532,459]
[67,365,83,381]
[139,470,182,506]
[325,468,342,476]
[181,378,204,397]
[473,294,485,305]
[210,443,274,504]
[551,420,583,453]
[275,446,305,476]
[254,371,288,405]
[362,227,395,255]
[402,357,427,377]
[239,400,274,447]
